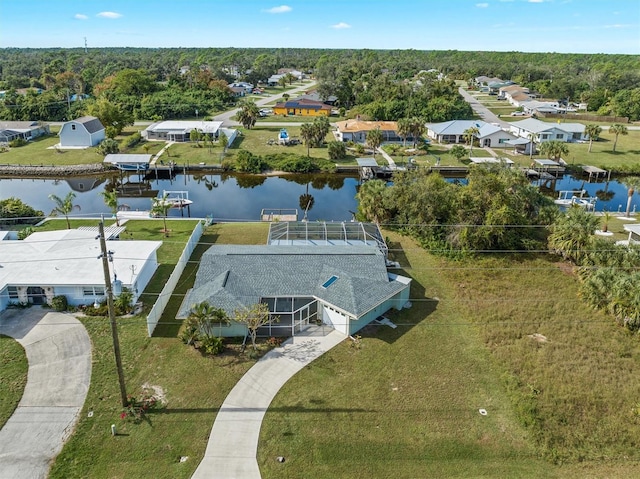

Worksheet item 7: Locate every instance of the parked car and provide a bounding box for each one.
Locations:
[510,111,526,116]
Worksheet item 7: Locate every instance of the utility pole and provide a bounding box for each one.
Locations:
[98,220,128,407]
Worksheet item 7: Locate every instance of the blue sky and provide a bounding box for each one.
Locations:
[2,0,639,54]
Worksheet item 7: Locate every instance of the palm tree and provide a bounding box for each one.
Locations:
[409,117,426,148]
[621,176,640,218]
[366,127,383,159]
[397,118,411,147]
[237,100,259,129]
[539,140,569,161]
[187,301,229,339]
[600,210,612,233]
[100,190,120,226]
[527,132,539,159]
[48,192,80,229]
[300,123,314,157]
[463,127,480,156]
[609,124,628,152]
[585,124,602,153]
[150,193,171,236]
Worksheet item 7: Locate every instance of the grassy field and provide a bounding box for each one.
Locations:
[258,230,640,478]
[0,335,28,429]
[48,221,269,479]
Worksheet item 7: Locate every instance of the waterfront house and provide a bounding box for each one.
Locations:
[59,116,105,147]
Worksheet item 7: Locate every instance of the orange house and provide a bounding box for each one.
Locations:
[273,99,331,117]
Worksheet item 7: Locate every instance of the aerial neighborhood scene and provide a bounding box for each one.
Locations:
[2,0,640,477]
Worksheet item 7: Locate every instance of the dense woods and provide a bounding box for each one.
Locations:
[0,47,638,122]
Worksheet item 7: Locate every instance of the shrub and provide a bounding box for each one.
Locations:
[51,295,68,312]
[328,140,347,160]
[9,137,28,148]
[123,131,142,148]
[199,335,225,356]
[236,149,266,173]
[97,138,120,155]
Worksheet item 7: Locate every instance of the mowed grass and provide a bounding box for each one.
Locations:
[258,231,640,478]
[48,221,269,479]
[0,335,28,429]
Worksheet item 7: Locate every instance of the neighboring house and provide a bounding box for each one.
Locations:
[427,120,517,147]
[0,228,161,311]
[143,120,223,142]
[0,121,50,143]
[335,119,402,143]
[177,243,411,337]
[498,84,529,101]
[229,86,246,98]
[273,98,332,117]
[297,90,337,105]
[277,68,304,79]
[59,116,105,147]
[267,74,285,86]
[228,82,254,93]
[509,118,586,143]
[520,100,561,115]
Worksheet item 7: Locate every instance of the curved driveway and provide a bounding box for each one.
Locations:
[0,308,92,479]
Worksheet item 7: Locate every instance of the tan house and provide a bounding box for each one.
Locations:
[335,120,403,143]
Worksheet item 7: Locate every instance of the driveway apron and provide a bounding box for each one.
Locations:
[0,308,92,479]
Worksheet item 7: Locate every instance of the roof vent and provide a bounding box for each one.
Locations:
[321,275,339,289]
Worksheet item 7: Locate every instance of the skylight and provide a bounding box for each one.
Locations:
[321,275,339,289]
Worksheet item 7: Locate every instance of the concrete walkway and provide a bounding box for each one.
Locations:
[0,308,92,479]
[376,146,396,167]
[192,327,346,479]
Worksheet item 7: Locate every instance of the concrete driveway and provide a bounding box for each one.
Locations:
[0,308,92,479]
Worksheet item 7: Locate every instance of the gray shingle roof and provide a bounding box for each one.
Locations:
[179,245,406,318]
[73,116,105,134]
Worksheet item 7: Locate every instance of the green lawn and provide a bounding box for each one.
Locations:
[258,231,640,478]
[0,335,28,429]
[48,221,269,479]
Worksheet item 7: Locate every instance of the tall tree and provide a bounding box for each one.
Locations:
[150,193,171,236]
[609,124,628,152]
[100,190,120,226]
[300,122,314,157]
[585,124,602,153]
[84,97,133,137]
[621,176,640,218]
[527,132,539,159]
[408,117,425,148]
[48,192,80,229]
[463,126,479,156]
[366,127,384,158]
[236,100,259,129]
[397,118,411,147]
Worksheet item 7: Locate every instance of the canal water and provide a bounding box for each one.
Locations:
[0,172,360,222]
[0,171,638,223]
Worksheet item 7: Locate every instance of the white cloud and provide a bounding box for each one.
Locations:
[476,3,489,7]
[97,11,123,19]
[74,13,88,20]
[528,0,545,3]
[264,5,292,14]
[605,24,633,29]
[331,22,351,29]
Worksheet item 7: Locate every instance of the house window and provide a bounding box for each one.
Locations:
[8,286,18,299]
[71,124,76,131]
[541,134,549,140]
[498,138,507,144]
[83,286,105,297]
[556,134,564,140]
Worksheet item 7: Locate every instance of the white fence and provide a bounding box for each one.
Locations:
[146,221,204,336]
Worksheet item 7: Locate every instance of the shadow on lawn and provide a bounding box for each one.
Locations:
[150,404,370,415]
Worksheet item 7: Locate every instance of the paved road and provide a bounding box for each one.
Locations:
[458,87,509,128]
[191,326,345,479]
[0,308,92,479]
[214,81,316,127]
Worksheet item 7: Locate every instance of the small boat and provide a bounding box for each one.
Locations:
[554,190,596,210]
[160,190,193,208]
[278,128,290,145]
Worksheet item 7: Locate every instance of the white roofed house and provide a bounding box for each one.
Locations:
[426,120,517,147]
[0,229,162,312]
[59,116,105,147]
[0,121,50,143]
[509,118,586,143]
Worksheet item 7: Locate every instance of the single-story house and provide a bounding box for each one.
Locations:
[297,90,337,105]
[277,68,304,79]
[0,228,162,311]
[0,121,50,143]
[228,82,254,93]
[335,120,402,143]
[273,99,332,117]
[509,118,586,143]
[178,243,411,337]
[59,116,105,147]
[142,120,224,142]
[229,86,245,98]
[520,100,561,115]
[426,120,518,147]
